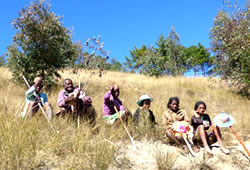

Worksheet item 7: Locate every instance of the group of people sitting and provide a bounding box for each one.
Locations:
[21,77,230,155]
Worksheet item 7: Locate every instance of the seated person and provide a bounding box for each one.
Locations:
[162,97,197,152]
[21,77,53,120]
[102,84,131,127]
[191,101,230,155]
[57,78,95,124]
[133,94,156,126]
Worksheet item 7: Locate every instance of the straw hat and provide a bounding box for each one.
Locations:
[136,94,153,106]
[213,112,235,128]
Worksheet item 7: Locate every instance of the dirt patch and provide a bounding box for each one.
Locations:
[109,140,250,170]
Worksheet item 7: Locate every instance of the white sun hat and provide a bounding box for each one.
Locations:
[213,112,235,128]
[136,94,153,106]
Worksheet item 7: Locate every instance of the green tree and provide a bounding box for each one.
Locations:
[210,1,249,95]
[124,45,163,76]
[108,58,124,72]
[184,43,214,76]
[155,34,171,75]
[125,27,188,76]
[124,45,148,71]
[164,26,187,76]
[0,54,5,67]
[7,0,76,88]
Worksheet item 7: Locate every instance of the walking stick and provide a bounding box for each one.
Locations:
[114,106,137,149]
[77,78,81,128]
[229,126,250,156]
[23,76,59,134]
[182,134,196,157]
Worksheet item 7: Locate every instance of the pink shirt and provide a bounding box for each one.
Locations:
[57,89,69,108]
[102,91,125,116]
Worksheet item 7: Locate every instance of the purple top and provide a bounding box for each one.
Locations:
[102,91,125,116]
[57,89,69,108]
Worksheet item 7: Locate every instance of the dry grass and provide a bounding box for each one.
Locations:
[155,150,177,170]
[0,67,249,169]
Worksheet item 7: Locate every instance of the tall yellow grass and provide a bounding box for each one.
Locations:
[0,67,249,169]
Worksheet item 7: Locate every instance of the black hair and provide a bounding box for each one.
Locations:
[167,97,179,108]
[139,99,151,107]
[63,78,72,86]
[194,101,207,110]
[139,100,144,107]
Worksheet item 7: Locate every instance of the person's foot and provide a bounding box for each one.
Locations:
[183,145,189,154]
[220,146,230,155]
[192,145,200,153]
[205,147,214,155]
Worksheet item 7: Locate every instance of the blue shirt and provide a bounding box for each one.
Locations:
[20,86,48,118]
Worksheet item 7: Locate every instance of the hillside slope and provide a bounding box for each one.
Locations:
[0,68,249,169]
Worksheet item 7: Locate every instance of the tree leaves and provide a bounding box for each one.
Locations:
[7,0,76,89]
[124,27,207,77]
[210,1,249,96]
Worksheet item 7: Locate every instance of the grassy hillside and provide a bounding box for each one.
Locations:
[0,67,249,169]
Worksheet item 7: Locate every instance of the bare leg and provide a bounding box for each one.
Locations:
[28,101,39,119]
[198,125,213,154]
[43,102,53,121]
[210,125,229,154]
[55,108,68,117]
[113,118,121,128]
[176,136,185,144]
[166,129,181,145]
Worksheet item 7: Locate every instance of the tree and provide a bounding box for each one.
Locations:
[163,26,187,76]
[0,54,5,67]
[7,0,76,88]
[125,27,188,76]
[124,45,163,76]
[184,43,214,76]
[108,58,124,72]
[72,35,115,76]
[210,1,249,95]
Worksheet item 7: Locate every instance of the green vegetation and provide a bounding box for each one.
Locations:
[72,36,124,73]
[0,54,5,67]
[7,0,76,88]
[125,26,190,76]
[210,1,250,96]
[0,68,249,169]
[124,27,214,78]
[184,43,214,77]
[5,0,249,96]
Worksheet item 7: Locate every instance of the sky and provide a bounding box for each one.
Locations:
[0,0,245,74]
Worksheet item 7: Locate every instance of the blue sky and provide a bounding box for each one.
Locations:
[0,0,244,71]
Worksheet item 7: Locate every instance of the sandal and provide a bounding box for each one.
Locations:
[220,147,230,155]
[205,147,214,155]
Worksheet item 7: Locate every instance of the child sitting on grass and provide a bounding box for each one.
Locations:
[133,94,156,126]
[162,97,198,153]
[191,101,230,155]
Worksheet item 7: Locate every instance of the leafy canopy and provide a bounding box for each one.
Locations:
[210,1,249,95]
[125,27,199,76]
[7,0,76,88]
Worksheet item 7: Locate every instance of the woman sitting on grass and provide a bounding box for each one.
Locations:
[191,101,230,155]
[162,97,196,152]
[133,94,156,126]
